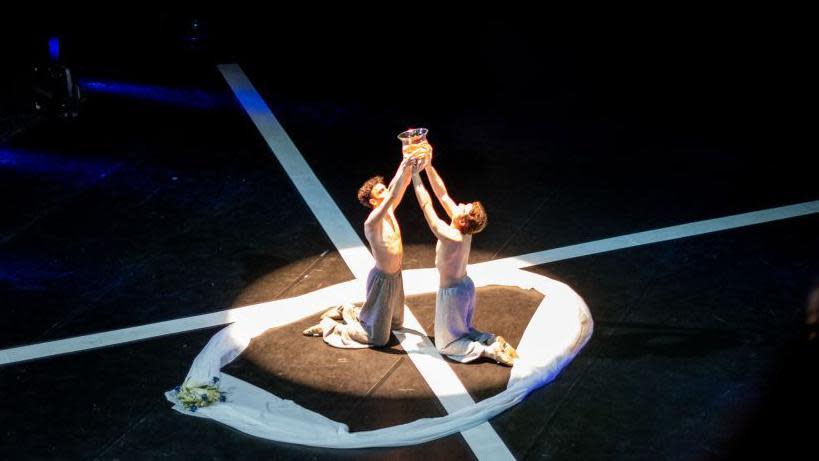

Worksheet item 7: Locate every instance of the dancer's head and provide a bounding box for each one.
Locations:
[358,176,386,208]
[453,201,487,234]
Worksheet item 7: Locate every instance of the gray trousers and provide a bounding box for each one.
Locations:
[320,268,404,348]
[434,275,495,362]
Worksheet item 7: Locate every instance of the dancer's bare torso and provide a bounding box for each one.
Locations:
[365,210,403,274]
[435,229,471,288]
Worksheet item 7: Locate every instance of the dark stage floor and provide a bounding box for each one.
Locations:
[1,13,817,460]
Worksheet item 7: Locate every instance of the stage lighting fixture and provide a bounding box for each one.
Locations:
[31,37,82,119]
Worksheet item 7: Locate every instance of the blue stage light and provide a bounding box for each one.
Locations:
[77,79,225,110]
[48,37,60,61]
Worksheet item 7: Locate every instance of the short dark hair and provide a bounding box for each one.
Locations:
[357,176,384,208]
[459,201,488,234]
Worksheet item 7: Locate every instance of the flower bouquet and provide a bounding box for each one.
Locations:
[171,376,227,412]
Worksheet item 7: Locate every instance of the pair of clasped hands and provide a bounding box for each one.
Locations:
[402,141,433,174]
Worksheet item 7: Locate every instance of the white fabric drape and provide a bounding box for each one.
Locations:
[165,266,593,448]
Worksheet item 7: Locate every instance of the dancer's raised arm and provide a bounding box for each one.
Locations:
[365,157,412,228]
[424,164,458,220]
[412,164,461,242]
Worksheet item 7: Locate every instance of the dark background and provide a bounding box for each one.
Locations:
[2,9,813,154]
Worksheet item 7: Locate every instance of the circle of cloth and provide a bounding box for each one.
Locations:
[165,264,594,448]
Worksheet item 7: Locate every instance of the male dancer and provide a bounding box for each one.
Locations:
[303,154,416,347]
[412,150,518,365]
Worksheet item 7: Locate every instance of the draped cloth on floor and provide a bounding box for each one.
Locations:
[165,265,594,448]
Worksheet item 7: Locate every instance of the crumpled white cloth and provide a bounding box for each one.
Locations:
[165,265,593,448]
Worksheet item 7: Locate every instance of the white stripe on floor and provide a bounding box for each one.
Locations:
[3,200,816,369]
[478,200,819,270]
[396,308,514,460]
[217,63,373,280]
[218,63,514,460]
[3,198,817,366]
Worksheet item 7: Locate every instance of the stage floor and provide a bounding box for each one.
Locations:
[1,38,817,460]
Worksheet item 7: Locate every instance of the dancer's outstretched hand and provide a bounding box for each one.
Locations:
[400,155,413,171]
[411,157,424,175]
